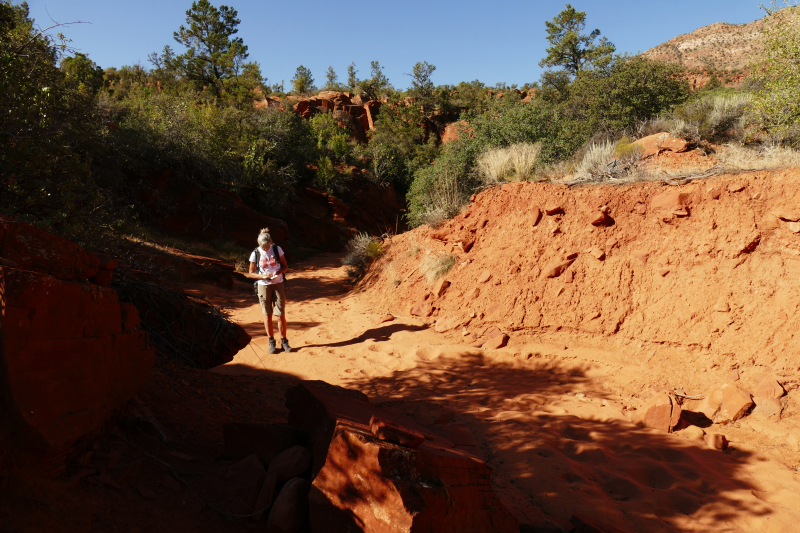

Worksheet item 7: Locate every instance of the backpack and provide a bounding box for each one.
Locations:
[252,245,286,296]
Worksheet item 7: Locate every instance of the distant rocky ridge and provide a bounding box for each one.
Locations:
[641,18,765,72]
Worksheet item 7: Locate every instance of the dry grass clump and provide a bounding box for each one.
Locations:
[419,173,466,227]
[574,140,616,180]
[719,144,800,171]
[421,252,458,284]
[386,261,402,288]
[477,143,542,183]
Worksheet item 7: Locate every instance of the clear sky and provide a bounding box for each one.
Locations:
[27,0,765,89]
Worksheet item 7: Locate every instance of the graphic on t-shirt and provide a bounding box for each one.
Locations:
[250,246,283,285]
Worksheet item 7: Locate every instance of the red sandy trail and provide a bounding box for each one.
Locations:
[203,243,800,532]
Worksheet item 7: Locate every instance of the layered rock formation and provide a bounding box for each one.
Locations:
[0,219,155,475]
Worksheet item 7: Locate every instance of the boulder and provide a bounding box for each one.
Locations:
[267,445,312,483]
[285,381,519,533]
[635,391,681,433]
[717,384,753,423]
[751,397,782,420]
[200,454,266,518]
[410,298,433,317]
[433,278,451,298]
[266,477,310,533]
[223,423,308,467]
[633,132,690,159]
[697,389,724,420]
[482,334,509,350]
[753,378,784,400]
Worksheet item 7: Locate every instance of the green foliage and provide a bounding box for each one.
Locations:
[539,3,615,74]
[358,61,390,100]
[746,3,800,145]
[291,64,314,95]
[0,1,109,235]
[346,62,358,90]
[323,66,339,90]
[61,52,105,94]
[673,92,752,142]
[172,0,249,96]
[408,61,436,98]
[566,55,690,134]
[309,112,351,161]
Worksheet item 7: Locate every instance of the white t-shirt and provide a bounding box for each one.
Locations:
[249,245,285,285]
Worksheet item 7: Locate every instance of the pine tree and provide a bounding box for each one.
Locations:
[291,65,314,95]
[539,4,615,75]
[172,0,248,95]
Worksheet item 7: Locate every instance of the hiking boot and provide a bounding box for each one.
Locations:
[267,337,277,354]
[281,338,292,353]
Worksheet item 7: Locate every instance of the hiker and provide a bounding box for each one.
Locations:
[247,228,291,353]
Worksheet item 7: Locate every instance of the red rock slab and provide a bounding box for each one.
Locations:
[482,334,509,350]
[370,416,425,448]
[0,218,100,280]
[543,259,575,278]
[635,391,681,433]
[285,381,519,533]
[376,314,395,325]
[753,378,784,399]
[2,267,155,452]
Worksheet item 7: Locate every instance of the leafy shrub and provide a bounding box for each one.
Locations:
[672,93,752,141]
[745,4,800,146]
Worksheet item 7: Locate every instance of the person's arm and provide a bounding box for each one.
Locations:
[278,253,288,275]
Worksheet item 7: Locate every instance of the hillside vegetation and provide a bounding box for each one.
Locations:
[1,0,799,249]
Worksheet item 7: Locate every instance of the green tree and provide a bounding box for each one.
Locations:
[358,60,389,100]
[745,3,800,145]
[291,65,314,95]
[61,52,104,94]
[323,66,338,90]
[539,4,615,75]
[408,61,436,98]
[346,62,358,90]
[172,0,249,95]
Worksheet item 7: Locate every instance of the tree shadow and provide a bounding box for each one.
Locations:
[327,356,774,532]
[298,323,427,350]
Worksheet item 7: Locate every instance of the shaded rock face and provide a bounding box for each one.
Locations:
[285,381,519,533]
[0,220,155,475]
[139,171,290,250]
[286,181,406,252]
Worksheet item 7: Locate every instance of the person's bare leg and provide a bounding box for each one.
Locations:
[278,315,287,339]
[266,315,275,337]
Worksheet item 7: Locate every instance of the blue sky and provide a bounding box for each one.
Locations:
[28,1,765,89]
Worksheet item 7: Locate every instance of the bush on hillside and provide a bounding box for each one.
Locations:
[341,232,384,278]
[421,252,458,284]
[745,4,800,146]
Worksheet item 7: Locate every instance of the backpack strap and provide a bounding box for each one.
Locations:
[253,247,261,274]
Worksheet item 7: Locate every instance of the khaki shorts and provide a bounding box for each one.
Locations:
[257,282,286,316]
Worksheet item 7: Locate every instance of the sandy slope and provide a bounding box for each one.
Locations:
[211,244,800,532]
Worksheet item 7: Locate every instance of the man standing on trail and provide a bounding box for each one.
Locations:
[247,228,291,354]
